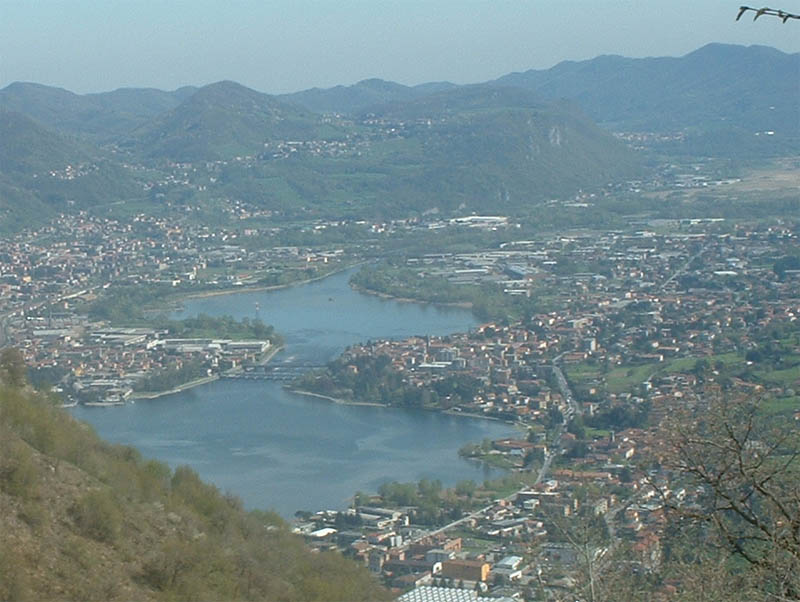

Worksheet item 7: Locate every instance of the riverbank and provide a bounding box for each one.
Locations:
[130,345,285,400]
[288,388,518,426]
[349,282,473,309]
[130,374,220,400]
[287,389,385,407]
[256,343,284,365]
[174,262,365,303]
[443,408,505,422]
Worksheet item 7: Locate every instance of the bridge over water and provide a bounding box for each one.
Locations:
[223,362,325,381]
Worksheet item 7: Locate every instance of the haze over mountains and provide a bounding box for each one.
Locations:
[285,43,799,136]
[0,43,796,230]
[0,82,197,140]
[492,43,798,133]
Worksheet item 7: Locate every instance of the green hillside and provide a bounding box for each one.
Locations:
[354,87,638,214]
[280,78,457,114]
[8,43,794,228]
[0,111,88,230]
[494,43,800,156]
[131,81,346,161]
[0,82,191,139]
[0,111,143,231]
[0,352,388,601]
[133,84,639,218]
[0,110,90,175]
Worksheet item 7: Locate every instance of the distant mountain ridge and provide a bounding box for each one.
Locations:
[492,43,799,134]
[2,43,795,141]
[130,80,339,161]
[0,82,194,139]
[281,43,799,138]
[0,80,637,226]
[4,43,794,136]
[0,43,796,229]
[278,78,458,115]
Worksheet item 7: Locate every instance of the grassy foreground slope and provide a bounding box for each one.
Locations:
[0,361,387,601]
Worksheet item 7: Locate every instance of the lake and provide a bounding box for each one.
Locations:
[72,269,515,517]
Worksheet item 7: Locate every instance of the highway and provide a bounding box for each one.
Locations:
[551,352,581,420]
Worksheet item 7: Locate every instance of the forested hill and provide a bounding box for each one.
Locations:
[279,78,458,115]
[0,43,796,231]
[283,43,799,140]
[0,350,388,602]
[0,82,195,139]
[284,43,799,157]
[0,80,639,228]
[130,80,341,161]
[493,43,799,135]
[0,110,141,231]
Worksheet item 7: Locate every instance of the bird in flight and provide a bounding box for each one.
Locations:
[736,5,800,22]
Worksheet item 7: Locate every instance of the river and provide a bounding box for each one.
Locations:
[71,269,515,517]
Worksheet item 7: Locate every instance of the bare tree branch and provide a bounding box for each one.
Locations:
[658,394,800,597]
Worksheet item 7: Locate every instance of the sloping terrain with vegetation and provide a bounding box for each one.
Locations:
[493,43,800,156]
[0,111,140,231]
[130,80,345,161]
[1,44,795,231]
[0,80,640,228]
[0,81,195,139]
[0,350,388,602]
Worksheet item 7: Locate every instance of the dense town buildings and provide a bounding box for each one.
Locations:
[292,220,798,598]
[1,205,797,598]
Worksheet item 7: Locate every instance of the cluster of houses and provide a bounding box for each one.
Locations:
[0,211,351,315]
[295,457,676,600]
[336,221,799,427]
[0,211,360,401]
[298,221,798,599]
[24,322,271,404]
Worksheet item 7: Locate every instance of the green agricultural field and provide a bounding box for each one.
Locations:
[755,362,800,388]
[563,364,604,386]
[584,352,748,396]
[605,364,657,394]
[585,427,612,439]
[760,396,800,416]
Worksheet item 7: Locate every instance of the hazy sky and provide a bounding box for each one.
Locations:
[2,0,798,94]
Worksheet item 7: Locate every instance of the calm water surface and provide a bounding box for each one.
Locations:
[72,269,514,516]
